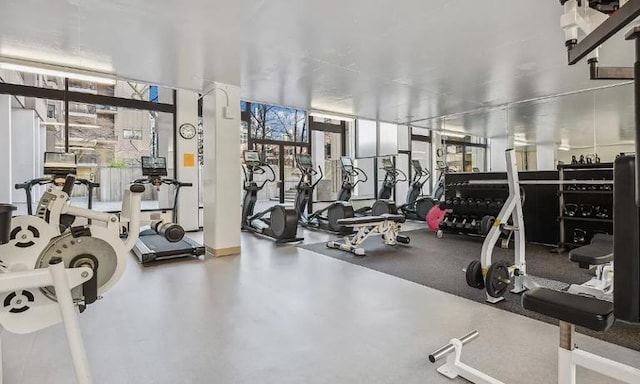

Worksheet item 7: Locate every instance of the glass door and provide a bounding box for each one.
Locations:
[283,145,308,205]
[311,130,344,202]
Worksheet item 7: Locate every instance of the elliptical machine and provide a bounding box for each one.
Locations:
[395,160,435,221]
[241,150,301,243]
[294,154,356,234]
[370,158,408,216]
[337,156,369,202]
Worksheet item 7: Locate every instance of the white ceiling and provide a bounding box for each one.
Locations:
[0,0,636,147]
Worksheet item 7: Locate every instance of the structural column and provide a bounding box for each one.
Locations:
[202,83,241,256]
[489,136,508,172]
[536,143,557,170]
[0,95,12,203]
[175,90,200,231]
[11,109,37,204]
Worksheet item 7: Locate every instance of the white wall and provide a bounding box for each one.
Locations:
[557,143,635,164]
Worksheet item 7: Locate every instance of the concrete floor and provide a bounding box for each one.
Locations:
[3,224,640,384]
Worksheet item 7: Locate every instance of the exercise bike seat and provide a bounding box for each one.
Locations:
[522,288,614,332]
[337,214,406,227]
[569,243,613,267]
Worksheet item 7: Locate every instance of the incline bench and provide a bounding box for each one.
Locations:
[326,214,409,256]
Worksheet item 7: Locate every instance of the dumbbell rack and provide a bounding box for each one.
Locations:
[557,162,613,251]
[437,182,510,244]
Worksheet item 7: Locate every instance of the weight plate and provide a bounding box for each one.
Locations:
[466,260,485,289]
[485,262,511,298]
[480,215,495,235]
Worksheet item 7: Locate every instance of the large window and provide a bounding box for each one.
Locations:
[249,102,308,143]
[240,101,310,207]
[442,136,487,173]
[0,69,175,214]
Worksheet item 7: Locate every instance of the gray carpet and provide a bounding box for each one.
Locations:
[300,229,640,352]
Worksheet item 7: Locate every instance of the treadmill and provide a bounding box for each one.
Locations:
[131,156,205,264]
[15,152,100,216]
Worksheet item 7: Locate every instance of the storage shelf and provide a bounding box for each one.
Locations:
[559,216,613,223]
[558,163,614,171]
[559,190,613,195]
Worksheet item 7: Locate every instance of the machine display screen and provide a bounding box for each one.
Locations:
[382,158,394,170]
[43,152,77,176]
[141,156,168,177]
[411,160,422,172]
[297,154,313,169]
[341,157,353,172]
[244,151,261,164]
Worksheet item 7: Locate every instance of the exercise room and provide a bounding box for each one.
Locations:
[0,1,638,383]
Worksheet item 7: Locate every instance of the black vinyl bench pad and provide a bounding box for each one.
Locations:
[337,214,406,226]
[569,244,613,266]
[522,288,614,332]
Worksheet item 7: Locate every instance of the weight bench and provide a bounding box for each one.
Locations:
[326,214,409,256]
[567,234,613,300]
[429,287,640,384]
[523,287,639,383]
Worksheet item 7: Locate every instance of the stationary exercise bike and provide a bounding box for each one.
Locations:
[294,154,355,234]
[241,150,301,243]
[0,174,144,383]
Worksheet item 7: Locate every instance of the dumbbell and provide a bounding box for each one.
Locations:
[455,216,468,229]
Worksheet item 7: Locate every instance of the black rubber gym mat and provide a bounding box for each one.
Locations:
[300,229,640,352]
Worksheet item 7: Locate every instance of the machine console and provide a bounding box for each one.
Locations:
[243,151,261,166]
[43,152,77,177]
[341,157,354,173]
[297,154,314,171]
[141,156,168,177]
[382,158,394,171]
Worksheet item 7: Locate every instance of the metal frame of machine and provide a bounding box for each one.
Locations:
[0,177,143,383]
